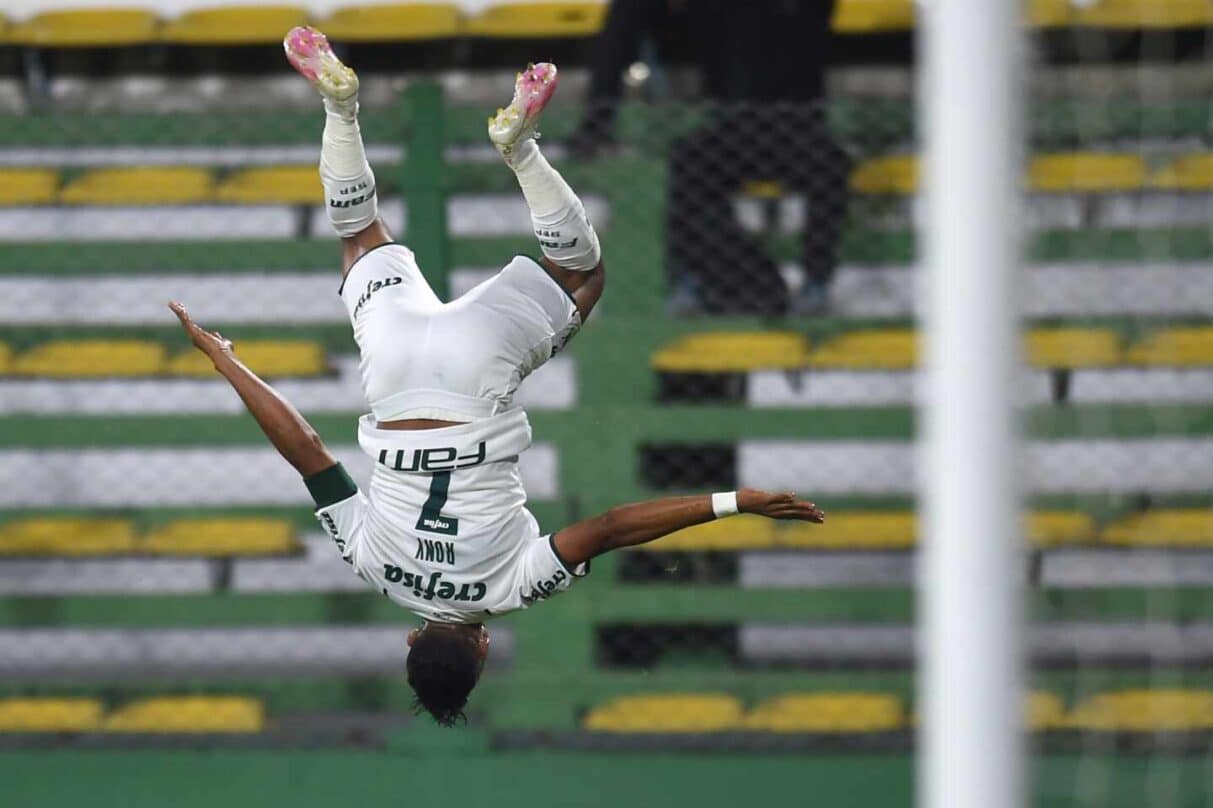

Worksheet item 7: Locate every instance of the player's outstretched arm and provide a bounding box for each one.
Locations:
[169,301,336,478]
[553,489,825,567]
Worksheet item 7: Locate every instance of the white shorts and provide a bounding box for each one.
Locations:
[340,245,581,422]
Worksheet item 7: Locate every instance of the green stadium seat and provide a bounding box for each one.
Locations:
[1101,509,1213,547]
[11,9,159,47]
[1028,510,1097,548]
[583,694,743,733]
[215,166,322,205]
[0,517,138,556]
[808,329,917,369]
[651,332,810,373]
[168,340,327,378]
[1125,326,1213,366]
[832,0,915,33]
[1026,328,1122,369]
[0,169,58,206]
[142,518,299,556]
[1028,691,1067,731]
[779,511,916,550]
[1029,153,1146,193]
[1149,154,1213,191]
[1066,690,1213,732]
[637,515,776,552]
[103,696,265,733]
[1072,0,1213,28]
[742,693,905,733]
[162,6,309,45]
[59,167,214,206]
[466,2,606,38]
[320,3,462,41]
[851,155,918,195]
[0,698,103,733]
[13,340,166,378]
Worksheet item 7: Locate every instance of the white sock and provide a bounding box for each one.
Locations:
[320,99,378,238]
[510,139,601,272]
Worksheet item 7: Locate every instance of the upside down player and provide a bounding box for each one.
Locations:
[169,27,825,727]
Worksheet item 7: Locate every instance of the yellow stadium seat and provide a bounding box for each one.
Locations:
[142,518,299,557]
[1028,691,1067,731]
[1073,0,1213,28]
[652,332,810,373]
[466,2,606,38]
[779,511,916,550]
[832,0,915,33]
[168,340,326,378]
[1150,154,1213,191]
[11,9,159,47]
[1027,0,1073,27]
[13,340,166,378]
[851,155,918,195]
[1125,326,1213,367]
[637,515,776,552]
[0,517,137,556]
[60,167,214,206]
[584,694,743,733]
[1027,511,1096,548]
[0,342,11,373]
[1026,328,1122,369]
[163,6,309,45]
[809,329,917,369]
[1029,153,1146,193]
[320,3,461,41]
[1066,690,1213,732]
[0,698,103,733]
[215,166,321,205]
[743,693,905,733]
[104,696,265,733]
[1101,509,1213,547]
[0,169,58,206]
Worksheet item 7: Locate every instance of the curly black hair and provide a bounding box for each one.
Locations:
[406,629,482,727]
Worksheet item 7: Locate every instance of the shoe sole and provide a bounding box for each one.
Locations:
[488,62,558,146]
[283,26,358,101]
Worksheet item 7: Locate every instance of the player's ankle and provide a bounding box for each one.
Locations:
[324,96,358,124]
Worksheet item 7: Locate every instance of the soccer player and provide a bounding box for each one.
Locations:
[168,27,825,727]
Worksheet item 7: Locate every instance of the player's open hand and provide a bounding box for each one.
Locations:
[169,301,234,360]
[738,488,825,523]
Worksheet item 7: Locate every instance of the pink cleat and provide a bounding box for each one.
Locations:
[283,26,358,111]
[488,62,558,164]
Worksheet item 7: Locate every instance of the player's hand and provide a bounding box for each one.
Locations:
[738,488,825,523]
[169,301,234,361]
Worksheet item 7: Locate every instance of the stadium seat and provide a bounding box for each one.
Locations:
[808,329,917,369]
[651,332,810,373]
[1125,326,1213,366]
[12,340,166,378]
[11,9,159,47]
[0,342,11,374]
[851,155,918,195]
[583,694,743,733]
[168,340,327,378]
[832,0,915,33]
[637,515,776,552]
[1101,509,1213,547]
[0,169,58,206]
[59,167,214,206]
[1026,328,1122,369]
[742,693,905,733]
[1028,153,1146,193]
[142,518,299,556]
[0,517,138,556]
[1066,690,1213,732]
[1149,154,1213,191]
[466,2,606,38]
[215,166,322,205]
[1027,0,1073,27]
[1027,511,1097,548]
[779,511,916,550]
[0,698,103,733]
[320,3,462,41]
[1028,691,1067,731]
[162,6,309,45]
[103,696,265,733]
[1072,0,1213,28]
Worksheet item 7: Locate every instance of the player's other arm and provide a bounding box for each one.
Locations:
[169,301,335,477]
[553,489,825,566]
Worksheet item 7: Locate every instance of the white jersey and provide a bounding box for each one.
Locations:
[313,244,587,623]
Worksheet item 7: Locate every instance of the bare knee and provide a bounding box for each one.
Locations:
[341,220,394,276]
